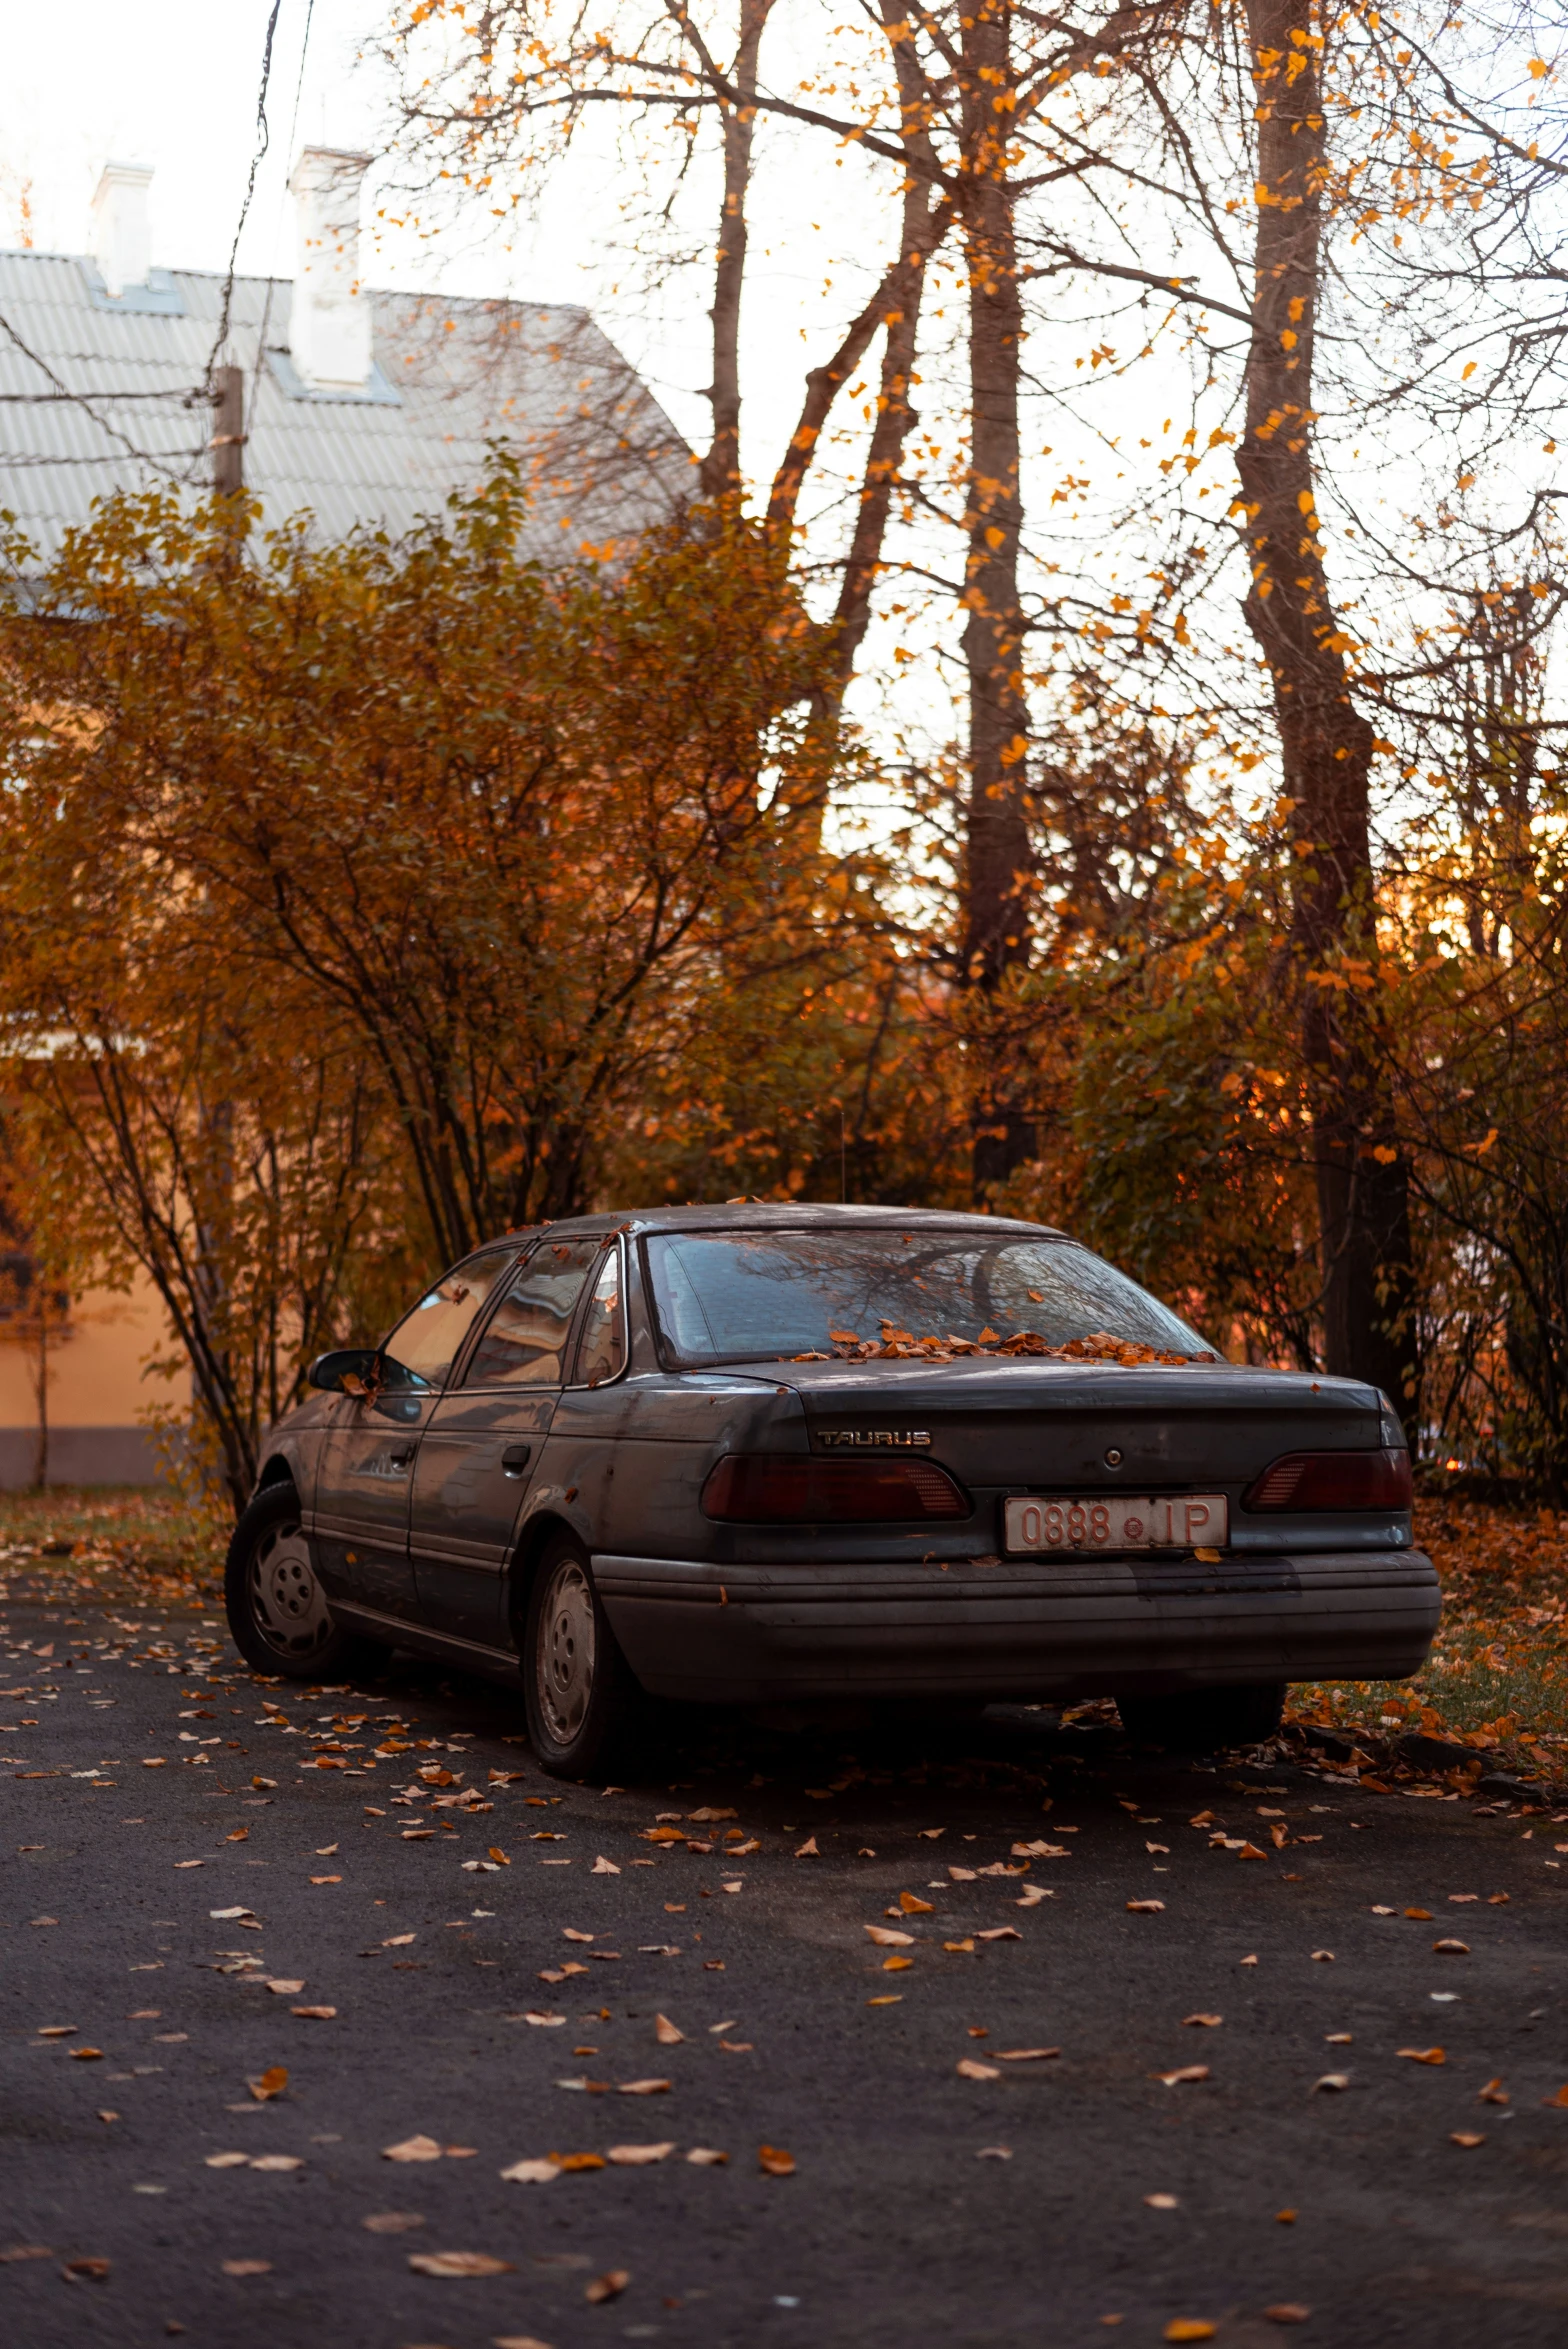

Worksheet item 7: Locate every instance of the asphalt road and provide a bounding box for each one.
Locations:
[3,1589,1567,2349]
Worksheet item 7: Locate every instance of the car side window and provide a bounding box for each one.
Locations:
[380,1250,514,1392]
[573,1246,626,1387]
[461,1238,601,1388]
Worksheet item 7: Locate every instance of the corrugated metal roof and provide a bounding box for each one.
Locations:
[0,248,691,565]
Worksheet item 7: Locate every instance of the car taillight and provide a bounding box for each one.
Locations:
[701,1454,969,1523]
[1244,1447,1412,1512]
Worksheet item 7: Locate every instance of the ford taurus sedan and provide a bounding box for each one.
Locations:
[223,1205,1439,1775]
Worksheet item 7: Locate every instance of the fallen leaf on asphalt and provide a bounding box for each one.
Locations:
[976,2146,1013,2160]
[1542,2084,1568,2108]
[68,2047,103,2061]
[250,2155,302,2172]
[1236,1843,1267,1861]
[37,2027,76,2038]
[251,1776,276,1791]
[607,2144,675,2165]
[1398,2047,1445,2065]
[205,2153,249,2169]
[1263,2306,1311,2325]
[728,1838,760,1856]
[494,2336,555,2349]
[408,2251,515,2277]
[292,2006,336,2021]
[883,1956,913,1972]
[499,2159,562,2184]
[794,1837,819,1857]
[586,2269,631,2303]
[1370,1905,1395,1916]
[618,2079,671,2097]
[758,2145,796,2176]
[1127,1901,1165,1914]
[1311,1950,1335,1963]
[1164,2324,1216,2343]
[96,2111,119,2124]
[1433,1939,1470,1955]
[1404,1907,1433,1920]
[248,2067,288,2103]
[315,1844,339,1857]
[362,2212,425,2233]
[1326,2033,1352,2046]
[0,2247,54,2264]
[1478,2078,1509,2104]
[996,2048,1060,2062]
[654,2015,684,2045]
[1184,2015,1223,2028]
[1188,1811,1215,1826]
[945,1939,975,1954]
[309,1876,341,1886]
[866,1995,903,2007]
[957,2058,1001,2080]
[1240,1954,1258,1967]
[1148,1842,1170,1855]
[1012,1840,1066,1859]
[174,1860,204,1870]
[591,1857,619,1875]
[977,1927,1022,1942]
[383,2134,443,2162]
[1145,2193,1179,2209]
[866,1925,915,1947]
[563,1929,595,1944]
[489,1848,513,1867]
[1154,2066,1210,2087]
[899,1893,934,1915]
[1450,2132,1485,2148]
[918,1828,944,1840]
[221,2260,270,2277]
[265,1979,305,1996]
[688,1808,736,1823]
[1276,2210,1297,2223]
[1312,2074,1350,2092]
[686,2148,728,2164]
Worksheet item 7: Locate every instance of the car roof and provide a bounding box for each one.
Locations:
[496,1204,1069,1242]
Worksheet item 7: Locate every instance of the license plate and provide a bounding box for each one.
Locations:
[1004,1493,1228,1554]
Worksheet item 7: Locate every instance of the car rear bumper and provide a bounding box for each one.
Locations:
[593,1547,1440,1702]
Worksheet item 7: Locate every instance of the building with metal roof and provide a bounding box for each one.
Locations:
[0,148,690,568]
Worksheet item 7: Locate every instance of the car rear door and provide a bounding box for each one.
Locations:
[408,1237,608,1644]
[310,1248,515,1619]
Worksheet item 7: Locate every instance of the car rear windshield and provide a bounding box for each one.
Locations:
[643,1229,1208,1366]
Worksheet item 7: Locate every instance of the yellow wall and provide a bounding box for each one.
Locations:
[0,1270,186,1484]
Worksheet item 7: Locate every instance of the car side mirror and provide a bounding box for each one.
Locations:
[308,1347,382,1397]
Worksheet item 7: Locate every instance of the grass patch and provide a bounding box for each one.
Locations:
[1289,1496,1568,1779]
[0,1483,229,1607]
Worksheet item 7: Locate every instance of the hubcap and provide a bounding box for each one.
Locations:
[248,1517,332,1657]
[537,1556,595,1743]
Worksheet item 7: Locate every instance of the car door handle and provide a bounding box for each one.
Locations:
[501,1443,533,1477]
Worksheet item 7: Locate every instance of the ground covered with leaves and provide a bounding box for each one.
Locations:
[0,1486,227,1610]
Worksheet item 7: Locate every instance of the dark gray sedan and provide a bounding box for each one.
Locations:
[224,1206,1439,1774]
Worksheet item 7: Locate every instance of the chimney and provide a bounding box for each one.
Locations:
[288,147,374,391]
[91,161,154,299]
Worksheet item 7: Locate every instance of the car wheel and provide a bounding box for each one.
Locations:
[224,1483,383,1682]
[522,1534,638,1780]
[1116,1682,1286,1751]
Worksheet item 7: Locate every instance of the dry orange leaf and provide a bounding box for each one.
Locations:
[407,2250,514,2277]
[1154,2065,1210,2087]
[1236,1843,1266,1861]
[1397,2047,1445,2065]
[607,2143,675,2166]
[68,2047,103,2062]
[686,2147,728,2165]
[996,2047,1060,2062]
[1542,2084,1568,2108]
[1450,2132,1485,2148]
[1127,1900,1165,1914]
[248,2066,288,2102]
[1433,1939,1470,1955]
[382,2133,443,2162]
[292,2005,336,2021]
[1164,2324,1216,2343]
[1263,2306,1311,2325]
[758,2145,796,2177]
[883,1956,913,1972]
[586,2269,631,2303]
[1184,2014,1222,2028]
[793,1837,819,1857]
[654,2014,684,2046]
[899,1893,934,1914]
[1404,1907,1434,1920]
[617,2078,671,2096]
[1478,2078,1509,2104]
[957,2058,1000,2080]
[221,2259,270,2277]
[865,1925,914,1947]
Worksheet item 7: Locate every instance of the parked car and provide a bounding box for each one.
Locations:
[224,1205,1439,1773]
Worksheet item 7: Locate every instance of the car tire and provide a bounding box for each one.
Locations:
[224,1483,387,1683]
[1116,1682,1286,1750]
[522,1533,639,1780]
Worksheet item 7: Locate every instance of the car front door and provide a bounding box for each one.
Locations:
[310,1248,516,1620]
[409,1237,613,1644]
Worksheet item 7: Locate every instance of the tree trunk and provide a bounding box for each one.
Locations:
[699,0,776,500]
[960,2,1034,1198]
[1235,0,1415,1407]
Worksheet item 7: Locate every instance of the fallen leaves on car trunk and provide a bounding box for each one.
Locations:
[407,2250,514,2277]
